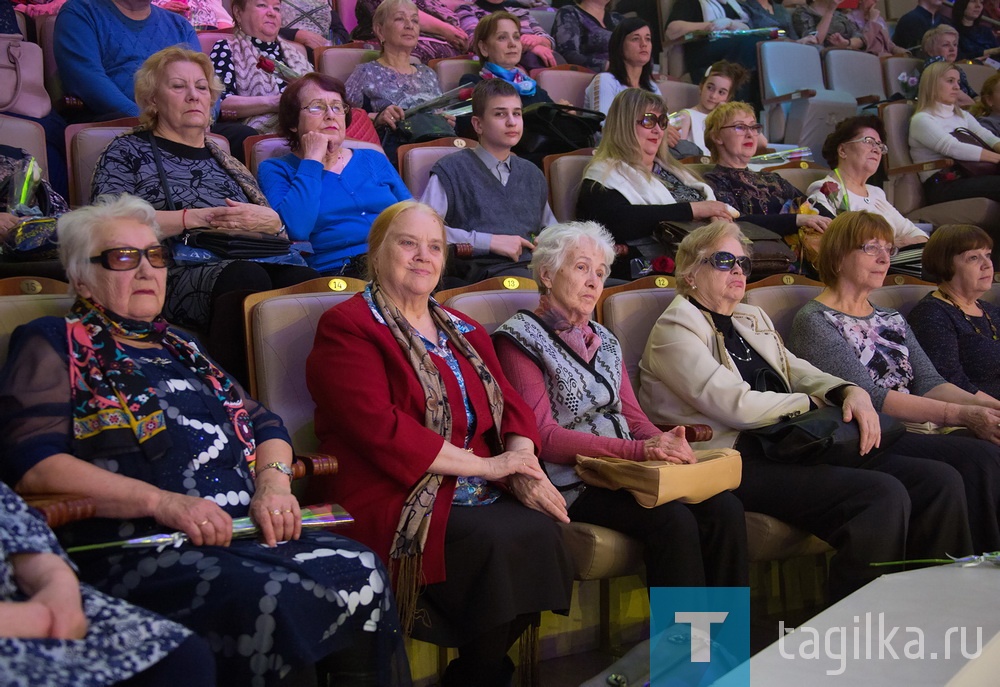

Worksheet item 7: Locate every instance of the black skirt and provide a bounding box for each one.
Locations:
[411,496,575,647]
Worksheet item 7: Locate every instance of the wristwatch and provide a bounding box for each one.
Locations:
[259,461,293,482]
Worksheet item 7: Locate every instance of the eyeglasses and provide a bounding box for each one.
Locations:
[637,112,670,130]
[89,246,172,271]
[703,251,752,276]
[844,136,889,155]
[859,242,899,257]
[720,123,764,136]
[301,100,346,117]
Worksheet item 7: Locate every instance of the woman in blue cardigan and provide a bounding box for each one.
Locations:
[258,73,411,276]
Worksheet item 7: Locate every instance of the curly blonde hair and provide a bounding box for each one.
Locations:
[133,46,223,131]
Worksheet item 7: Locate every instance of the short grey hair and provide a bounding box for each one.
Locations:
[58,194,162,295]
[529,221,616,295]
[674,221,751,296]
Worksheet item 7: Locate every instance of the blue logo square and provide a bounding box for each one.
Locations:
[649,587,750,686]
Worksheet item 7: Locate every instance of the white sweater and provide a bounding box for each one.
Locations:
[909,102,1000,182]
[806,174,927,241]
[584,73,662,119]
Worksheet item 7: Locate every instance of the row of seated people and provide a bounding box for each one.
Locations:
[4,189,1000,684]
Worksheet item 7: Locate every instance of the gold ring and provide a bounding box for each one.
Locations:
[271,509,282,515]
[198,519,208,526]
[283,509,292,513]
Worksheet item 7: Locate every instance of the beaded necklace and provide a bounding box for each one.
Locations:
[939,289,999,340]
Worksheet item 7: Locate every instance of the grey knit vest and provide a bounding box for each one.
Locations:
[431,149,548,246]
[495,311,630,490]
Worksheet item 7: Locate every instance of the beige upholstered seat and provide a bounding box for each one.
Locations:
[743,280,824,341]
[880,55,921,98]
[543,148,593,223]
[879,101,1000,224]
[316,46,379,83]
[535,66,596,108]
[0,294,75,367]
[963,63,996,96]
[825,49,887,103]
[428,57,479,91]
[869,283,935,317]
[768,161,834,195]
[397,137,477,198]
[0,114,49,180]
[69,126,230,207]
[657,78,699,111]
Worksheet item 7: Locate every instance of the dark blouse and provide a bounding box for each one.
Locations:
[742,0,799,38]
[703,164,804,236]
[908,292,1000,399]
[552,4,622,70]
[957,23,1000,60]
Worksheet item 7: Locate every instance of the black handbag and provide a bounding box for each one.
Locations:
[181,229,292,259]
[745,406,906,468]
[515,103,604,157]
[656,220,795,277]
[949,128,1000,178]
[395,112,456,144]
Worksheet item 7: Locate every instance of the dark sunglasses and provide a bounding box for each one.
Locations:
[703,251,751,276]
[89,246,173,271]
[637,112,670,130]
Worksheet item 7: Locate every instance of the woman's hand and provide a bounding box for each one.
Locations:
[643,425,696,463]
[490,234,535,261]
[796,214,832,232]
[507,474,570,522]
[9,553,88,640]
[530,44,558,68]
[691,200,738,220]
[957,405,1000,444]
[294,28,329,50]
[840,386,881,455]
[376,105,406,129]
[249,480,302,547]
[0,212,19,239]
[482,448,548,482]
[300,130,334,162]
[151,491,233,547]
[437,23,470,50]
[666,124,681,149]
[206,200,282,233]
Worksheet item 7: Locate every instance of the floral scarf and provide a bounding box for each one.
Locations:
[481,62,537,97]
[66,298,257,470]
[370,280,505,634]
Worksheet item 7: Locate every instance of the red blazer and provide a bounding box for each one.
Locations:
[305,294,540,585]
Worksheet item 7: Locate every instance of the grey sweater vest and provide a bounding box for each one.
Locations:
[495,311,630,491]
[431,149,548,246]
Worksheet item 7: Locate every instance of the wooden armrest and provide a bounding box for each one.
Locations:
[292,453,338,478]
[856,95,881,105]
[762,89,816,106]
[886,158,953,177]
[24,493,97,528]
[654,423,714,443]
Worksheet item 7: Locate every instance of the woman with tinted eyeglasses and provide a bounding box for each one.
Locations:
[806,115,927,249]
[258,72,411,276]
[703,101,832,237]
[639,220,973,600]
[788,211,1000,553]
[0,194,413,687]
[576,88,738,279]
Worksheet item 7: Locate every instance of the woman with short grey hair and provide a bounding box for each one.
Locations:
[495,221,749,590]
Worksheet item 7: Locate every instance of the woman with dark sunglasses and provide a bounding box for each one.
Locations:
[638,219,973,601]
[576,88,738,279]
[788,211,1000,554]
[0,194,412,687]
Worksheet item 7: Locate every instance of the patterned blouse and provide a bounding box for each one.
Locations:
[653,162,706,202]
[704,164,800,216]
[362,287,500,506]
[821,307,915,393]
[345,60,443,113]
[210,35,291,98]
[553,4,622,70]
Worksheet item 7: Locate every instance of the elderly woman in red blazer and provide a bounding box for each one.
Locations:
[305,201,573,687]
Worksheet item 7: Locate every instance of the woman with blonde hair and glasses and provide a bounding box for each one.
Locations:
[576,88,737,278]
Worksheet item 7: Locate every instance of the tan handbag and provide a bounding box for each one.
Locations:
[574,449,742,508]
[0,35,51,119]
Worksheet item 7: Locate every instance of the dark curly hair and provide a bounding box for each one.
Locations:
[821,115,887,169]
[276,72,353,151]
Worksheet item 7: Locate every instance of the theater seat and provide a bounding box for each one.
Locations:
[742,273,824,342]
[543,147,594,223]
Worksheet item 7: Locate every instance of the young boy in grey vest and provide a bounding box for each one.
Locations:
[421,79,557,285]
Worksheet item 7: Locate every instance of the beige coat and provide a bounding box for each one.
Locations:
[638,295,849,449]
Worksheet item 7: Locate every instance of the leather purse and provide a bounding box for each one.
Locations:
[657,220,795,277]
[0,35,51,118]
[574,449,743,508]
[949,127,1000,178]
[181,229,291,259]
[744,406,906,467]
[395,112,456,144]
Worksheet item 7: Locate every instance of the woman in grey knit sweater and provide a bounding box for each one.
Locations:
[788,210,1000,553]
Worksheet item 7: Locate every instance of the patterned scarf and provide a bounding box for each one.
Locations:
[535,294,601,361]
[66,298,257,469]
[481,62,537,97]
[370,280,505,634]
[228,30,312,132]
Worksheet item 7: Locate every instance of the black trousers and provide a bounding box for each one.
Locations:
[733,435,971,601]
[568,487,750,588]
[924,174,1000,206]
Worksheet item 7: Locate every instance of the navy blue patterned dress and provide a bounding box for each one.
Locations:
[0,481,194,686]
[0,318,409,687]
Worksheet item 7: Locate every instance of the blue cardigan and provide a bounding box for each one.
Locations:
[258,149,411,272]
[54,0,199,117]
